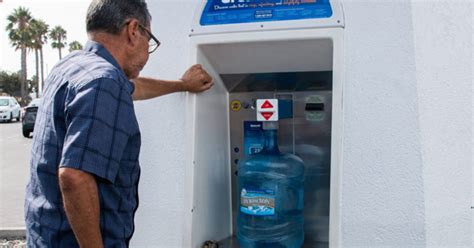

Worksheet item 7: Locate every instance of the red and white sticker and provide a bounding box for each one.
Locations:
[256,99,278,121]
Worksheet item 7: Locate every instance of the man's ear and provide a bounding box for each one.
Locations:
[124,19,140,46]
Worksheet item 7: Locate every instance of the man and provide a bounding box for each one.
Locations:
[24,0,213,247]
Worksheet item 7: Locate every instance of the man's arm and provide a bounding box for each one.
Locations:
[59,167,103,248]
[132,64,213,101]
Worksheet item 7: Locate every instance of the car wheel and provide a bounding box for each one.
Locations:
[8,113,13,123]
[23,130,30,138]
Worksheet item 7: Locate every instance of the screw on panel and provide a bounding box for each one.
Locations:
[337,20,341,23]
[260,24,264,28]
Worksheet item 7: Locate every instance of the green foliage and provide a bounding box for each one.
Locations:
[0,70,21,97]
[28,75,38,95]
[4,7,72,100]
[68,40,83,52]
[49,25,67,59]
[49,25,67,49]
[5,6,33,51]
[0,70,37,101]
[5,6,33,101]
[30,19,49,50]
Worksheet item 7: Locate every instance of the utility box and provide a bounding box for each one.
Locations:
[183,1,344,247]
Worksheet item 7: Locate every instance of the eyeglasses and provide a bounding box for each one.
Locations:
[138,24,160,54]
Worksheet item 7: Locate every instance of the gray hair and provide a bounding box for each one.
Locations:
[86,0,151,34]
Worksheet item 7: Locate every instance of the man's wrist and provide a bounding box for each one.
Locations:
[179,79,188,92]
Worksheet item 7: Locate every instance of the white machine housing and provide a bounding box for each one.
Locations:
[184,1,345,247]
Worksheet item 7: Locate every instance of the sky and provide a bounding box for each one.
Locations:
[0,0,91,77]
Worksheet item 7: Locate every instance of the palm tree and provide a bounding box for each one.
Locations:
[68,41,83,52]
[29,19,48,97]
[27,32,40,98]
[6,6,33,102]
[49,25,67,60]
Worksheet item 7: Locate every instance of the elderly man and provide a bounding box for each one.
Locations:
[24,0,213,247]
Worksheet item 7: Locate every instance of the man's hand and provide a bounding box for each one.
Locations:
[180,64,214,93]
[131,64,214,101]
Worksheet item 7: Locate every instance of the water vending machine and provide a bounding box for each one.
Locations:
[183,0,344,247]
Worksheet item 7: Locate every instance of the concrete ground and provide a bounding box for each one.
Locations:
[0,121,32,229]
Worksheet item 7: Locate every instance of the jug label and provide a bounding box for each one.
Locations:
[244,121,265,155]
[240,188,275,216]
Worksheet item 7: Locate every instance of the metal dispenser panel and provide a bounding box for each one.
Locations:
[225,71,332,247]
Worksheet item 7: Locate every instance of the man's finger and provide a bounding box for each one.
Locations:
[203,81,214,90]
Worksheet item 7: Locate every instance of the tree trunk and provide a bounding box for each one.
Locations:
[58,37,63,60]
[20,45,27,103]
[35,48,40,97]
[40,47,44,92]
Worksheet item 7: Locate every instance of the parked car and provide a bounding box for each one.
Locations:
[0,96,21,122]
[28,98,42,107]
[21,98,42,122]
[22,106,38,138]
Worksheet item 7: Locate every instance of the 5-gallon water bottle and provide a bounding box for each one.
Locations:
[237,122,305,248]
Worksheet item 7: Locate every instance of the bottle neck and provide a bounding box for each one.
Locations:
[263,129,279,153]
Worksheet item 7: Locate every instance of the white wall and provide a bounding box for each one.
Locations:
[130,1,197,247]
[412,1,472,247]
[341,0,425,246]
[132,0,473,247]
[341,0,473,247]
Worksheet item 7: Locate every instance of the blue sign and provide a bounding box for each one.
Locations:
[200,0,333,26]
[243,121,264,156]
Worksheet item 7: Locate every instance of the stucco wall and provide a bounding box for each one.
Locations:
[341,0,425,246]
[131,0,472,247]
[411,1,472,247]
[131,1,196,246]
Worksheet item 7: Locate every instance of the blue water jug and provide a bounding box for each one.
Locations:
[237,122,305,248]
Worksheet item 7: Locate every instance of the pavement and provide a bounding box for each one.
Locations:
[0,121,32,230]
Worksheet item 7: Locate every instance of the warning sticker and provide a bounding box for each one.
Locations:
[231,100,241,112]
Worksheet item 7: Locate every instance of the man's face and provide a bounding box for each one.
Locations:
[123,22,151,79]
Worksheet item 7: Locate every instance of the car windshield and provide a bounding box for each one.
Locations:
[0,99,9,106]
[26,107,38,112]
[29,99,41,106]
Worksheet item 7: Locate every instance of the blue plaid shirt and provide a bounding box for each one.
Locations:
[25,41,141,247]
